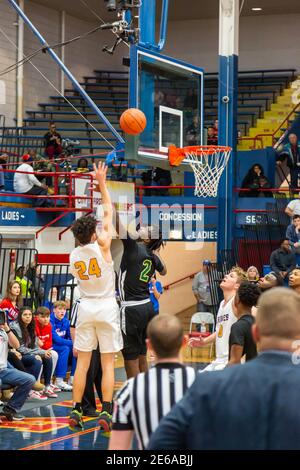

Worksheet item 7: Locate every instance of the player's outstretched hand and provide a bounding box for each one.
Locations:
[93,161,108,191]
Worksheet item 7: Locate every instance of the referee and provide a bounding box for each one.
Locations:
[109,314,196,450]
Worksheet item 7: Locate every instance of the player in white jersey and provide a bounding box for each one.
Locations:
[68,162,122,432]
[190,267,247,371]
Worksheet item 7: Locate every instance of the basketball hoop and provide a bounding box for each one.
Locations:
[168,145,232,198]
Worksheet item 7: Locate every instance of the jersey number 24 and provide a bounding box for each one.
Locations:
[74,258,101,280]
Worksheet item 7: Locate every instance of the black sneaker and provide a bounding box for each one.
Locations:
[69,409,84,431]
[0,406,25,421]
[98,411,112,432]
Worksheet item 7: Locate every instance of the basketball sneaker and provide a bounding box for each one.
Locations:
[44,387,58,398]
[98,411,112,432]
[0,406,25,421]
[69,409,84,431]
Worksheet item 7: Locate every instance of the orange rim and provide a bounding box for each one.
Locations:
[168,144,231,166]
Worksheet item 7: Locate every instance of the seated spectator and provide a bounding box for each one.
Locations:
[240,163,272,197]
[75,158,90,173]
[149,275,163,315]
[13,154,53,208]
[246,266,260,284]
[44,121,62,160]
[0,280,22,323]
[192,260,213,313]
[35,306,59,396]
[0,153,8,190]
[270,239,296,281]
[0,314,35,422]
[277,133,300,191]
[50,300,76,391]
[30,149,54,190]
[109,314,196,450]
[258,271,284,291]
[285,194,300,218]
[10,307,53,401]
[148,288,300,450]
[141,167,172,196]
[207,126,218,146]
[227,281,260,366]
[186,115,200,145]
[286,214,300,253]
[289,268,300,294]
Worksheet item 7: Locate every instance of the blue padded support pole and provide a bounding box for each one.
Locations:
[217,0,239,258]
[157,0,169,51]
[8,0,124,144]
[139,0,169,52]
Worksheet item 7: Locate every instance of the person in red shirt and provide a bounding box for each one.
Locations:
[35,306,60,396]
[0,280,22,323]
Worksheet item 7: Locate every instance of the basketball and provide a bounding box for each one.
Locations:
[119,108,147,135]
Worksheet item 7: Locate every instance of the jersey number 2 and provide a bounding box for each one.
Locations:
[74,258,101,280]
[139,259,152,283]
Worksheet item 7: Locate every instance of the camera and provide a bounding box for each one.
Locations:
[61,138,80,157]
[0,309,6,326]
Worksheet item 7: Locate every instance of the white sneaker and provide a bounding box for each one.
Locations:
[28,390,48,401]
[50,383,61,393]
[56,380,72,391]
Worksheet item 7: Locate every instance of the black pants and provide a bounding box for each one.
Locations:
[25,185,53,208]
[7,352,26,372]
[82,347,102,414]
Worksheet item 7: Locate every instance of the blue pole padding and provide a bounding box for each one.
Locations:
[139,0,156,48]
[7,0,124,144]
[157,0,169,51]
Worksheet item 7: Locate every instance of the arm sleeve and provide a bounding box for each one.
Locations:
[112,381,134,431]
[229,323,245,347]
[153,254,164,274]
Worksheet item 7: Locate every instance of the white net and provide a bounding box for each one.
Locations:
[184,146,231,198]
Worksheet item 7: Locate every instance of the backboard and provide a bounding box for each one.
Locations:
[127,46,204,167]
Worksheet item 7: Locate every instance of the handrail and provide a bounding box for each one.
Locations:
[163,271,199,291]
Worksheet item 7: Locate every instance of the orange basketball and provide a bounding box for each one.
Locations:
[119,108,147,135]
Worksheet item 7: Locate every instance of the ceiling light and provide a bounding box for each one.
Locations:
[252,7,262,11]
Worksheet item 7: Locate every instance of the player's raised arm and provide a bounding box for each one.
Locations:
[93,162,113,246]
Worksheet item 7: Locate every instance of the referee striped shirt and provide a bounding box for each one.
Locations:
[112,363,196,449]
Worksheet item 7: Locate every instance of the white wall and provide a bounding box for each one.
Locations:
[164,14,300,72]
[0,1,17,126]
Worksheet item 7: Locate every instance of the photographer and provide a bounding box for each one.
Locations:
[0,310,35,421]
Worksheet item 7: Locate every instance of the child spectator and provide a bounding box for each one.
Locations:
[149,276,163,315]
[50,300,76,391]
[0,280,22,323]
[246,266,260,284]
[10,307,54,400]
[35,306,60,395]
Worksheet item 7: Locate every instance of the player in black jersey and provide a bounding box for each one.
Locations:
[118,225,167,378]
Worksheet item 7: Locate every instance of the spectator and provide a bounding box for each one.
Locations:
[0,312,35,421]
[207,126,218,146]
[141,167,172,196]
[10,307,53,400]
[186,115,200,146]
[258,271,284,291]
[286,214,300,253]
[109,314,196,450]
[246,266,260,284]
[0,280,22,323]
[148,288,300,450]
[44,286,58,311]
[149,275,163,315]
[13,154,53,208]
[15,265,32,306]
[35,306,59,396]
[240,163,272,197]
[288,268,300,294]
[227,281,260,366]
[50,300,76,391]
[277,133,300,190]
[270,239,296,281]
[192,260,213,313]
[75,158,90,173]
[26,263,45,308]
[285,194,300,218]
[44,121,62,160]
[0,153,8,190]
[30,149,54,189]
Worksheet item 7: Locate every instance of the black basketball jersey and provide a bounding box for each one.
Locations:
[118,238,164,302]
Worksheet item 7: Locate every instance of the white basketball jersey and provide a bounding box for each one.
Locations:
[215,296,236,363]
[70,241,115,299]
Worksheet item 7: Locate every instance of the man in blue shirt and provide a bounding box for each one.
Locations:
[149,276,163,314]
[148,288,300,450]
